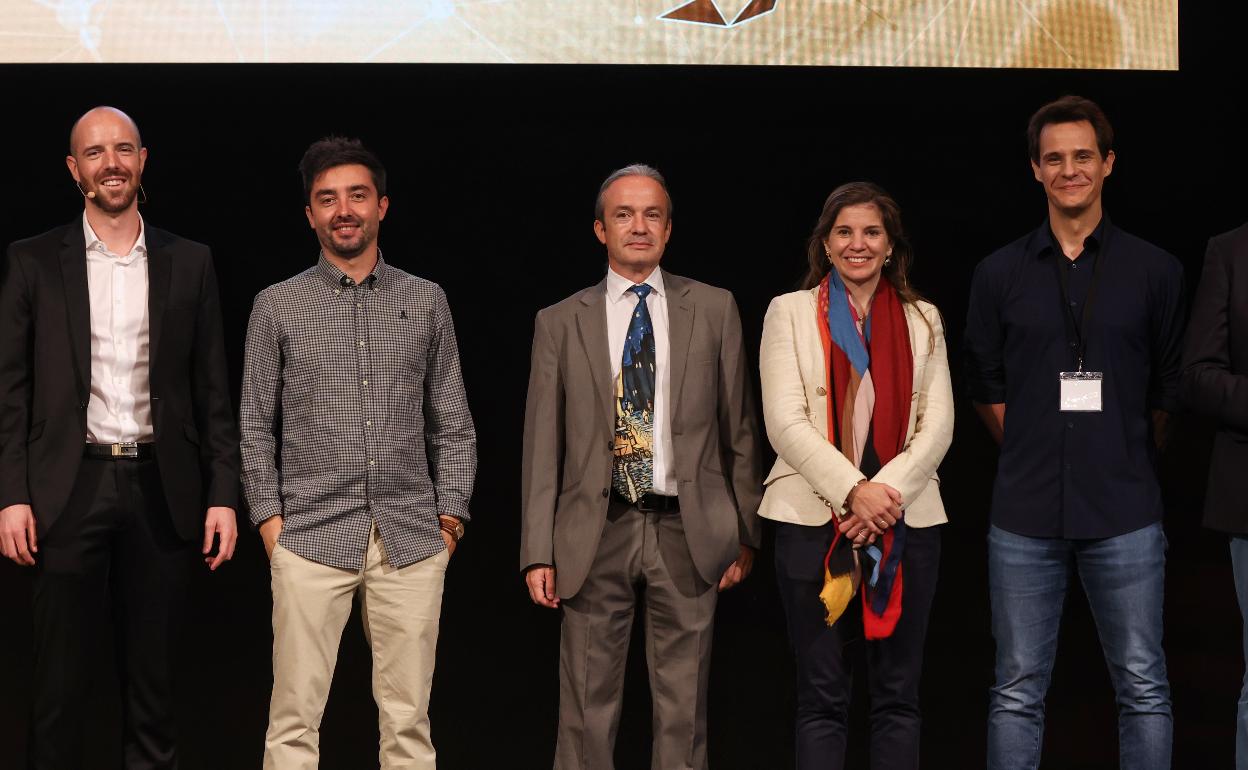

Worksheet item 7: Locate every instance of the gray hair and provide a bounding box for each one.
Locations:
[594,163,673,221]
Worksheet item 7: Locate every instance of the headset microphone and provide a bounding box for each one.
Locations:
[86,190,96,199]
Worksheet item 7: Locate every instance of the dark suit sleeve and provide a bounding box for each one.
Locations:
[190,248,240,510]
[1181,237,1248,431]
[0,245,33,509]
[964,259,1007,404]
[716,293,762,549]
[519,310,564,570]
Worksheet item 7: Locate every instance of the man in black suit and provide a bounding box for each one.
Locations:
[1180,221,1248,768]
[0,106,240,769]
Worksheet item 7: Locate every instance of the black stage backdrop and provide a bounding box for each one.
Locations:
[1,6,1246,769]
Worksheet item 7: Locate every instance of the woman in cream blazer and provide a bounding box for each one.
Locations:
[760,182,953,770]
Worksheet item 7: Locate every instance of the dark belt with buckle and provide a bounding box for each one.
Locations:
[84,442,154,460]
[618,491,680,513]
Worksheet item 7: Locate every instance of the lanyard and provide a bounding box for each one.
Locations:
[1051,243,1102,372]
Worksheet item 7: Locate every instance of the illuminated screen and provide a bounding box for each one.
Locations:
[2,0,1176,68]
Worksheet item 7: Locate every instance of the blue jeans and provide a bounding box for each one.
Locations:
[986,523,1171,770]
[1230,536,1248,770]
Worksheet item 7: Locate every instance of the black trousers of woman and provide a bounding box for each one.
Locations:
[775,520,941,770]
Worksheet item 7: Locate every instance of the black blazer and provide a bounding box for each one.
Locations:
[0,220,239,540]
[1180,223,1248,534]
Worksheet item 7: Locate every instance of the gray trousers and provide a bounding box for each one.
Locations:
[555,500,718,770]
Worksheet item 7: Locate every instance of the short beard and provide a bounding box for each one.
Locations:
[88,185,138,214]
[323,228,374,260]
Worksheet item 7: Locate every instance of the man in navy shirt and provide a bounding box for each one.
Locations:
[965,96,1184,770]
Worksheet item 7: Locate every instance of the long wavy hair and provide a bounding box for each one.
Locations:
[801,181,933,344]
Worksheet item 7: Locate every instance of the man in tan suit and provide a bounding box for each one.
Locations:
[521,164,762,770]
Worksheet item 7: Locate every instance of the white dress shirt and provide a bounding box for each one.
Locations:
[84,213,154,443]
[606,265,676,495]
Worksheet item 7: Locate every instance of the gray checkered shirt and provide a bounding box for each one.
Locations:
[240,253,476,570]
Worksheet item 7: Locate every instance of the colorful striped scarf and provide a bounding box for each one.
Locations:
[817,270,913,640]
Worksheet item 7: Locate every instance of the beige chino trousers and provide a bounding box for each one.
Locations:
[263,528,449,770]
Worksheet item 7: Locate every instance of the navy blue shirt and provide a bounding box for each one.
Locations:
[964,217,1185,539]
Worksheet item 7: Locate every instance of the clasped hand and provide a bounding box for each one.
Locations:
[837,482,903,547]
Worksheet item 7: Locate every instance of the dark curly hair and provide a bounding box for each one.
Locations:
[298,136,386,201]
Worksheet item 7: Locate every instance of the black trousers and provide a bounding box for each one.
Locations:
[29,456,193,770]
[774,520,941,770]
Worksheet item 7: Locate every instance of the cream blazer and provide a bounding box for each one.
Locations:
[758,287,954,528]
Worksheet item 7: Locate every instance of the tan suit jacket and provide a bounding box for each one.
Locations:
[521,269,763,599]
[758,288,953,527]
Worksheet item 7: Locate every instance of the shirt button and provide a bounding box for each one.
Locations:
[366,420,373,427]
[335,289,341,296]
[358,341,365,347]
[816,386,827,396]
[1069,342,1077,349]
[357,303,362,308]
[601,488,609,498]
[369,459,376,466]
[362,379,369,386]
[1067,421,1074,429]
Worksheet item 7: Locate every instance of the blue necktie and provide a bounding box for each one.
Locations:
[612,284,656,502]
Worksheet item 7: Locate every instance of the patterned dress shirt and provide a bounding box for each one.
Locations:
[240,254,476,570]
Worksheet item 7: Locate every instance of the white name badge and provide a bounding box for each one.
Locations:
[1059,371,1103,412]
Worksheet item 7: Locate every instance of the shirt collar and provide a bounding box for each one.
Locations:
[316,250,388,289]
[83,211,147,259]
[1029,214,1111,260]
[606,265,664,304]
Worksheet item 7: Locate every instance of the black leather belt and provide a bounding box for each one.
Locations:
[84,442,154,460]
[616,491,680,513]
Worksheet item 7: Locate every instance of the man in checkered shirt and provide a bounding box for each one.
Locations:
[239,137,476,770]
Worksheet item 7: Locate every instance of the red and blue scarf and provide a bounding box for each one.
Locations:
[817,270,913,640]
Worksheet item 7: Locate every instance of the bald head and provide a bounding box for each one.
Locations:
[66,106,147,215]
[69,106,142,156]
